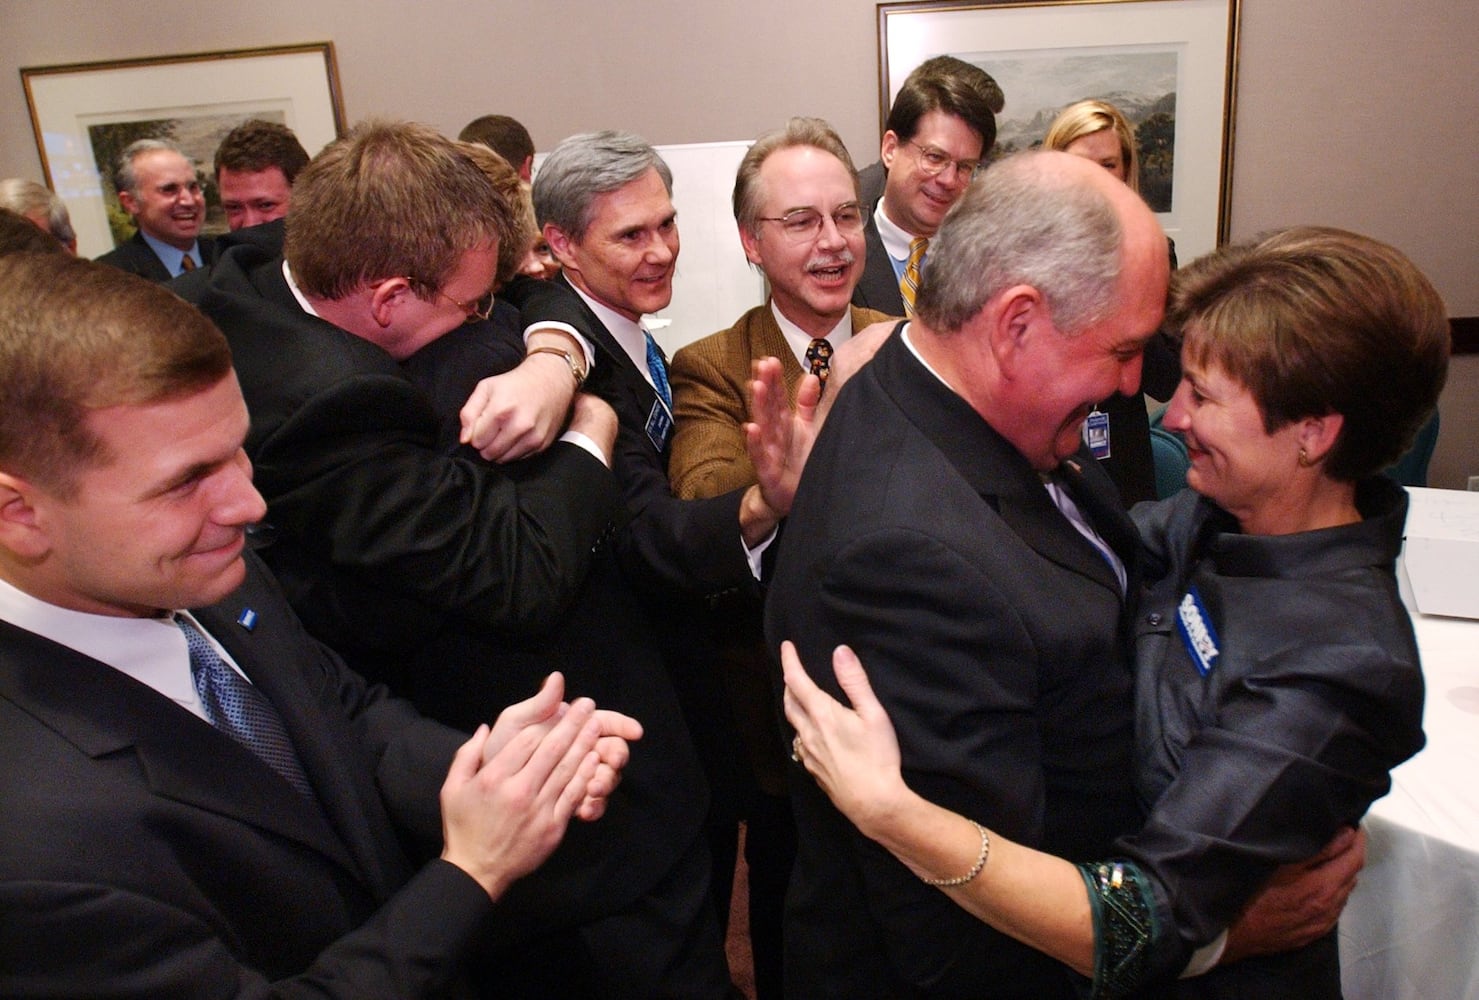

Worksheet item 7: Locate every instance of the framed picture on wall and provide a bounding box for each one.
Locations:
[878,0,1240,262]
[21,42,345,258]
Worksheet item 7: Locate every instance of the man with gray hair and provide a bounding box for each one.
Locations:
[464,131,811,994]
[0,178,76,252]
[96,138,215,280]
[765,150,1168,998]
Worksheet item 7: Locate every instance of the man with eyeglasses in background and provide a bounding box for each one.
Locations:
[664,117,892,1000]
[853,56,1003,318]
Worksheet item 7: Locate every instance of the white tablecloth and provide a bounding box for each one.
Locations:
[1340,611,1479,999]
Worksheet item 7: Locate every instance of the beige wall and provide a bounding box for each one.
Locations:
[4,0,1476,484]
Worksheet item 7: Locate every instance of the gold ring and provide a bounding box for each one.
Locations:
[791,734,803,763]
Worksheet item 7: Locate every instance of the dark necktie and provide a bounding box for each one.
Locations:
[805,338,834,397]
[178,616,314,798]
[644,329,672,409]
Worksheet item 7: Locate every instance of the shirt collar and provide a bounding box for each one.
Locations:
[140,230,201,277]
[569,283,652,377]
[873,198,917,263]
[282,259,320,316]
[771,300,855,368]
[0,575,201,711]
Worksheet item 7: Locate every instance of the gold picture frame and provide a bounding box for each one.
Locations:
[877,0,1241,260]
[22,42,345,257]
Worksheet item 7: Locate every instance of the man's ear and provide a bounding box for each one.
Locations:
[117,189,139,219]
[738,222,764,267]
[366,276,414,329]
[543,223,578,271]
[987,285,1046,378]
[880,131,901,171]
[0,472,53,560]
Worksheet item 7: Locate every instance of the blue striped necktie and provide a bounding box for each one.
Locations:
[178,616,315,798]
[644,329,672,409]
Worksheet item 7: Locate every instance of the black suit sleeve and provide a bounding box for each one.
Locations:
[0,862,493,999]
[249,369,623,635]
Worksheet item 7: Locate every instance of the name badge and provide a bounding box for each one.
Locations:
[645,399,673,452]
[1083,408,1111,459]
[1175,585,1221,676]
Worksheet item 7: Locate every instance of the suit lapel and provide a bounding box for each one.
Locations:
[0,618,358,869]
[557,274,671,457]
[855,217,906,317]
[751,304,805,402]
[193,586,410,899]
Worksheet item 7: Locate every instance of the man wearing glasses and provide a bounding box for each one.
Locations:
[853,56,1003,318]
[664,117,893,999]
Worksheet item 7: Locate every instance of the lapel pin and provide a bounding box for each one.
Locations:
[236,608,258,632]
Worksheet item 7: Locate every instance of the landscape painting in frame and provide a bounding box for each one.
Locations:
[23,44,344,258]
[878,0,1239,262]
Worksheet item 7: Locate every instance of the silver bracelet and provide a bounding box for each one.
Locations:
[921,821,990,887]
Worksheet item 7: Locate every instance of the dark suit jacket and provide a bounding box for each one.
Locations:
[95,228,218,282]
[510,275,767,831]
[0,555,490,998]
[512,274,759,600]
[851,210,908,317]
[765,333,1142,999]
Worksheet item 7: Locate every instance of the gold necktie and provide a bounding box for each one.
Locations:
[179,253,196,272]
[900,237,928,317]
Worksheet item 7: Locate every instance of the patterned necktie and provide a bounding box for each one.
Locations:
[900,236,929,317]
[178,616,314,798]
[644,329,672,409]
[178,253,196,273]
[805,338,833,397]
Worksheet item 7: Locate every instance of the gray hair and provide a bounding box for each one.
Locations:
[0,178,75,246]
[915,151,1122,335]
[733,117,857,233]
[533,130,672,240]
[114,138,190,196]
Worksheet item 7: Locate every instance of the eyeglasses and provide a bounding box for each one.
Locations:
[433,286,496,324]
[906,141,981,181]
[756,202,866,244]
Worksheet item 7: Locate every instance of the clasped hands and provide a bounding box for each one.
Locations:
[440,671,642,901]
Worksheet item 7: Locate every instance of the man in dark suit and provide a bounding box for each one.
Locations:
[466,130,812,994]
[190,121,734,998]
[852,56,1002,318]
[96,138,217,279]
[767,150,1170,999]
[666,116,891,1000]
[0,251,637,997]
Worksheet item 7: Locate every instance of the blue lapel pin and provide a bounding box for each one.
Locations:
[236,608,258,632]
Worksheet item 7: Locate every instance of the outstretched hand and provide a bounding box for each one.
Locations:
[781,641,908,837]
[745,356,821,523]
